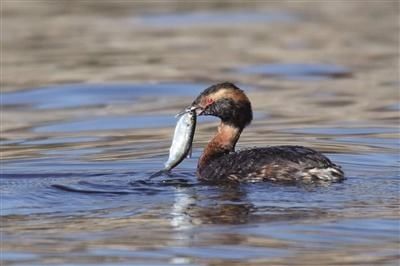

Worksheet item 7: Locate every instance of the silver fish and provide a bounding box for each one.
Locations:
[164,110,197,171]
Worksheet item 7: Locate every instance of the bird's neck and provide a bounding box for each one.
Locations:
[198,122,242,170]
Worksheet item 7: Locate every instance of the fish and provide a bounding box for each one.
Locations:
[164,109,197,170]
[149,109,196,179]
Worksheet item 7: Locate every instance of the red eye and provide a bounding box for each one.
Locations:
[206,98,214,105]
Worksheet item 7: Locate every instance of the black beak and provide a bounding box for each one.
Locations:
[175,105,204,117]
[190,105,204,116]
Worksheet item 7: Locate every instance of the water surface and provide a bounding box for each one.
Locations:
[2,2,399,266]
[2,80,399,266]
[238,63,352,80]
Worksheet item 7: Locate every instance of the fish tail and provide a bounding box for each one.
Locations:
[187,144,193,158]
[148,169,168,180]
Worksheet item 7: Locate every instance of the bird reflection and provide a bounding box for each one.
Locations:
[168,180,333,229]
[170,184,253,227]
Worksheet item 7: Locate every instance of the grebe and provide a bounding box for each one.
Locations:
[188,82,344,183]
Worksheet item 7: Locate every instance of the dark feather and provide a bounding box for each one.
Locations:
[198,145,344,183]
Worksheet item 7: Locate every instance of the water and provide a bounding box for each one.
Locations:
[2,2,399,266]
[237,63,352,80]
[134,10,297,28]
[1,83,206,110]
[2,80,398,265]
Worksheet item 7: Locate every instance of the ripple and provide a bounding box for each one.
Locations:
[135,10,298,28]
[283,126,397,135]
[238,63,352,80]
[22,136,101,145]
[1,82,207,110]
[34,114,176,133]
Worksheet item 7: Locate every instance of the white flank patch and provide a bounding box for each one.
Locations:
[306,167,342,181]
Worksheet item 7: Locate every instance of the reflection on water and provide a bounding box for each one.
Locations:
[2,2,399,266]
[2,169,399,264]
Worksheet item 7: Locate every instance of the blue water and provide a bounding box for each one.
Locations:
[135,10,298,28]
[238,63,352,80]
[1,80,399,265]
[2,83,207,109]
[34,115,176,132]
[2,1,399,264]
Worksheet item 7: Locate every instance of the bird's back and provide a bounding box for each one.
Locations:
[197,145,344,183]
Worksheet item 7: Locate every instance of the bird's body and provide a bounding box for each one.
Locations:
[197,145,343,183]
[182,82,344,183]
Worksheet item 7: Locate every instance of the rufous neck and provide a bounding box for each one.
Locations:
[198,123,242,170]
